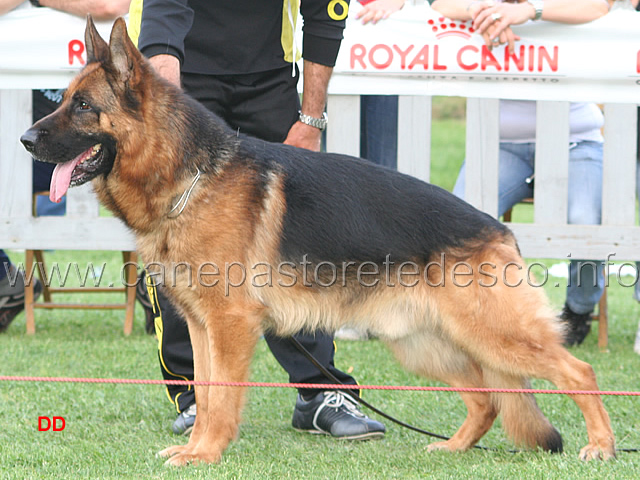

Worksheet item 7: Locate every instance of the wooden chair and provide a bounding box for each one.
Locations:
[503,198,609,350]
[23,192,138,335]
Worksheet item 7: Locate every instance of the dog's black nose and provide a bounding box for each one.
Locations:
[20,128,40,153]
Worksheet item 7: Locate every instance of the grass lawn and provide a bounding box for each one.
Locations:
[1,97,639,479]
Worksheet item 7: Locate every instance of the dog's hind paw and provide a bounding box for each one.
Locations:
[579,443,616,461]
[426,440,458,453]
[157,444,188,459]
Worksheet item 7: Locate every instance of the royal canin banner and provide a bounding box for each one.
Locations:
[332,2,640,103]
[1,4,639,103]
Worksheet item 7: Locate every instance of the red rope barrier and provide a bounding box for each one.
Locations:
[1,375,639,396]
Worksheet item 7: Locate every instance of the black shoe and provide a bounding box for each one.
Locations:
[172,404,196,436]
[292,391,385,440]
[0,270,42,333]
[560,303,592,347]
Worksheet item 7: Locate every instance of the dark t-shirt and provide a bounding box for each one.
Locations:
[137,0,348,75]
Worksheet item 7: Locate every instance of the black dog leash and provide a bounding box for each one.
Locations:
[289,336,639,455]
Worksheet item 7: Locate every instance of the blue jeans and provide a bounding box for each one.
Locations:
[360,95,398,169]
[453,141,605,314]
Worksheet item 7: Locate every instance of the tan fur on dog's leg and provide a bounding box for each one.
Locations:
[159,318,211,462]
[165,308,260,466]
[538,348,615,460]
[386,335,497,452]
[431,248,614,459]
[427,387,498,452]
[485,371,562,453]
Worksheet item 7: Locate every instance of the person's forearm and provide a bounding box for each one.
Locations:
[536,0,609,24]
[300,59,332,118]
[0,0,24,15]
[39,0,130,20]
[433,0,609,24]
[431,0,479,21]
[282,60,332,151]
[356,0,406,24]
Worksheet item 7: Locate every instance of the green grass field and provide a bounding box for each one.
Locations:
[1,98,639,479]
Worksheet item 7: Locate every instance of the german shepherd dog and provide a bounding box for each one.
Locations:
[21,18,615,465]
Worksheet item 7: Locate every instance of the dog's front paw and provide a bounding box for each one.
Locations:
[157,444,188,459]
[163,450,222,467]
[579,442,616,461]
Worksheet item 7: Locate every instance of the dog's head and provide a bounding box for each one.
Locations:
[21,16,148,203]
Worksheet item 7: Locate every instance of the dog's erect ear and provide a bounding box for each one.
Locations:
[108,17,144,84]
[85,14,110,64]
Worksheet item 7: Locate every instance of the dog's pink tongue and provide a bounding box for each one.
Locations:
[50,157,82,203]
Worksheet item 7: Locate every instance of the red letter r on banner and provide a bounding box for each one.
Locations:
[69,39,85,66]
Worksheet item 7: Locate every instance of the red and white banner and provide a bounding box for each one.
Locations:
[1,3,639,103]
[0,6,115,89]
[332,3,640,102]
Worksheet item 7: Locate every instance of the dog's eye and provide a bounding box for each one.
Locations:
[78,101,91,111]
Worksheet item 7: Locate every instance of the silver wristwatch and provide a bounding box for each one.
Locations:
[298,111,328,131]
[526,0,543,21]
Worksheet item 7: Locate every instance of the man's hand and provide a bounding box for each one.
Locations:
[149,54,181,87]
[356,0,405,25]
[283,122,322,152]
[471,1,532,52]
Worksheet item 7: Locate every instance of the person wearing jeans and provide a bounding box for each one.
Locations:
[427,0,611,346]
[452,100,605,346]
[360,95,398,170]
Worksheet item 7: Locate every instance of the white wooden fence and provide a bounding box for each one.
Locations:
[2,92,638,263]
[1,1,639,263]
[326,96,640,261]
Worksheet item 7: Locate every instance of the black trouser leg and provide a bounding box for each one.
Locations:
[264,332,358,399]
[146,276,195,413]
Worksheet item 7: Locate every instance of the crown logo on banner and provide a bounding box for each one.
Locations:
[428,18,474,40]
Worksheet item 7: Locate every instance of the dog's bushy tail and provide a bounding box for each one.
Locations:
[486,371,563,453]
